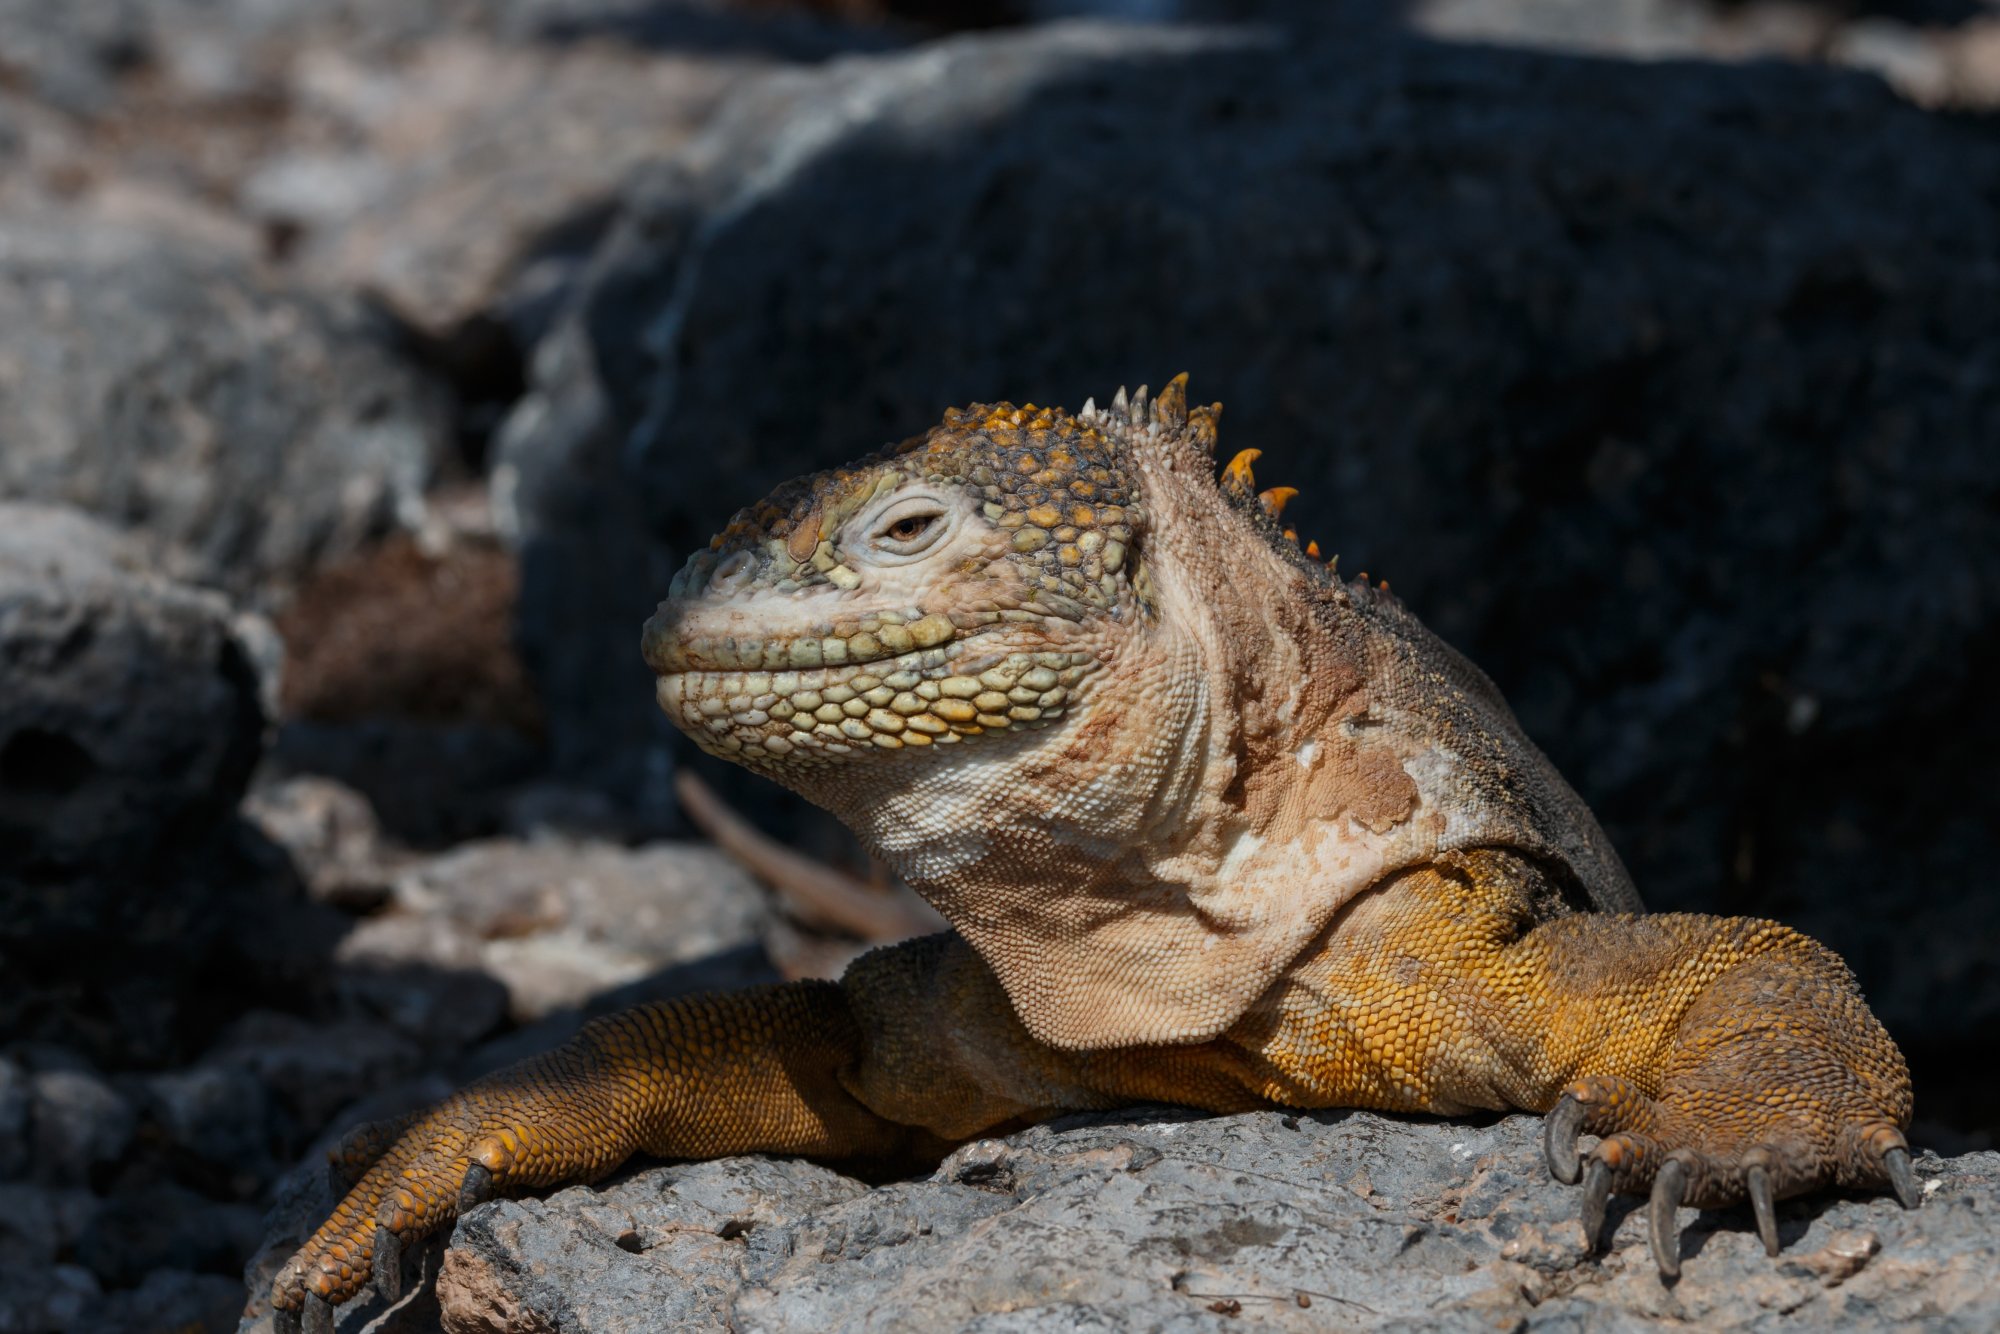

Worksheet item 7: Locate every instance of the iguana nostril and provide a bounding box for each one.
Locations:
[709,551,755,592]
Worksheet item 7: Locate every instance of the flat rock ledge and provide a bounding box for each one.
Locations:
[247,1107,1998,1333]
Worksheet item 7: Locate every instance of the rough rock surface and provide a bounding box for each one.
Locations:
[0,214,449,592]
[273,1107,1994,1332]
[495,20,2000,1124]
[243,38,751,341]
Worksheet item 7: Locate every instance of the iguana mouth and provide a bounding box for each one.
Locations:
[652,636,1092,763]
[641,610,962,676]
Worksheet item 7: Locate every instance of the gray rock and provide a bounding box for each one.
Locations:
[0,0,898,115]
[27,1068,136,1187]
[1412,0,1713,58]
[331,912,513,1054]
[78,1267,246,1334]
[0,504,264,876]
[356,838,768,1022]
[208,1013,424,1139]
[0,1261,101,1334]
[241,777,400,914]
[494,20,2000,1128]
[409,1108,1997,1332]
[78,1182,265,1288]
[0,213,448,593]
[1828,19,1953,106]
[0,1182,99,1268]
[246,38,749,341]
[0,1058,29,1180]
[145,1064,281,1190]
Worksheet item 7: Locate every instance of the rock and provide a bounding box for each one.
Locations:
[331,913,513,1053]
[241,776,400,913]
[265,718,547,848]
[272,532,539,736]
[0,508,321,1068]
[207,1013,423,1140]
[0,212,448,592]
[1829,18,1952,106]
[0,1262,100,1334]
[1412,0,1712,59]
[495,20,2000,1130]
[347,838,769,1022]
[78,1267,245,1334]
[0,505,264,876]
[144,1064,282,1191]
[27,1067,137,1187]
[77,1183,266,1288]
[1943,18,2000,107]
[0,513,307,1074]
[0,1182,99,1268]
[248,38,748,342]
[421,1108,2000,1332]
[438,1156,868,1332]
[0,1057,30,1180]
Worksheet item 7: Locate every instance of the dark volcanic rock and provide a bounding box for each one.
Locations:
[373,1109,1998,1332]
[0,214,447,592]
[79,1267,245,1334]
[0,505,264,876]
[25,1067,137,1188]
[77,1182,265,1288]
[0,1262,100,1334]
[0,509,345,1068]
[496,21,2000,1124]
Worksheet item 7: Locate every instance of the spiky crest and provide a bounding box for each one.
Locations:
[1072,375,1361,591]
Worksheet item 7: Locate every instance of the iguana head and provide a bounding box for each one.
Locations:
[644,375,1634,1050]
[643,385,1192,779]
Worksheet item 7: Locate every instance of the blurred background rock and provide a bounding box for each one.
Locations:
[0,1,1996,1330]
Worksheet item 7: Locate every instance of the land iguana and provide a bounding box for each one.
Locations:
[274,377,1916,1329]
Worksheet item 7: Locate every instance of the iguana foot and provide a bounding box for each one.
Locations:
[1543,1074,1915,1277]
[1538,940,1917,1279]
[270,1043,651,1327]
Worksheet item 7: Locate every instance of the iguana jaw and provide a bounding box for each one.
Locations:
[648,629,1101,773]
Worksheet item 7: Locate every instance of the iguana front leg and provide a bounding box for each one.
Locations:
[1220,849,1918,1276]
[270,982,949,1331]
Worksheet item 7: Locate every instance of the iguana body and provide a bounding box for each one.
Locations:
[275,379,1914,1329]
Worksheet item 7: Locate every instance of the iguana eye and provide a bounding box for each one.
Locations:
[868,497,951,560]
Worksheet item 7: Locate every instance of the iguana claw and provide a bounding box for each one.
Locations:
[1648,1156,1689,1278]
[1883,1145,1919,1209]
[1745,1162,1780,1256]
[373,1224,402,1302]
[1544,1093,1585,1185]
[1579,1156,1611,1249]
[458,1160,495,1212]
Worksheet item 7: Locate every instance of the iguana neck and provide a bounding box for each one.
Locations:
[815,474,1427,1050]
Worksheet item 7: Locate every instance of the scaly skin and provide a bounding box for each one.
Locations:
[274,378,1914,1329]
